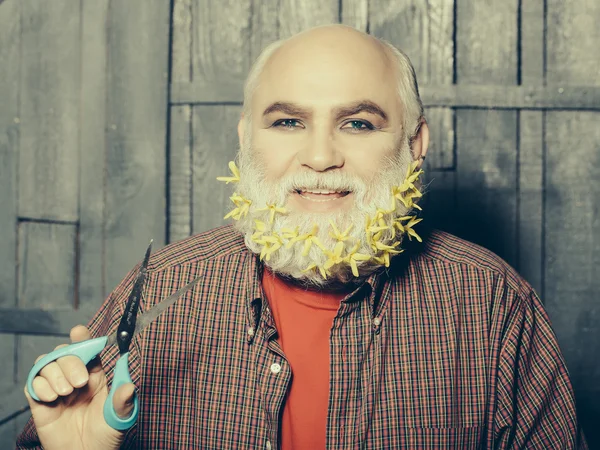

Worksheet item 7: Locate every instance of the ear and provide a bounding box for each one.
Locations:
[410,119,429,169]
[237,114,246,149]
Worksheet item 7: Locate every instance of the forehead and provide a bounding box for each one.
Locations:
[252,35,400,116]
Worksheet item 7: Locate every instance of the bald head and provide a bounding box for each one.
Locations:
[266,24,393,77]
[241,24,423,138]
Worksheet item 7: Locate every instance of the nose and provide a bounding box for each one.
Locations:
[296,129,344,172]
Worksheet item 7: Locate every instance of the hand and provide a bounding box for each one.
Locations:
[24,325,136,450]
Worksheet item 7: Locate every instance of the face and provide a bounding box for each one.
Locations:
[243,30,405,214]
[231,27,428,287]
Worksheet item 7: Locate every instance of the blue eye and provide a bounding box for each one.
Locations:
[273,119,302,129]
[343,120,374,131]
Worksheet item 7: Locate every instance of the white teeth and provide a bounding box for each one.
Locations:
[301,189,341,194]
[298,193,341,202]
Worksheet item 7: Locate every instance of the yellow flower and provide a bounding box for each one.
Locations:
[257,203,287,225]
[223,193,251,220]
[372,240,402,253]
[281,226,299,240]
[302,262,329,279]
[324,241,346,270]
[373,249,403,268]
[254,233,282,261]
[391,185,423,211]
[347,245,371,277]
[396,160,423,193]
[403,216,423,242]
[329,221,353,242]
[216,161,240,184]
[251,220,268,241]
[365,215,389,236]
[286,225,326,256]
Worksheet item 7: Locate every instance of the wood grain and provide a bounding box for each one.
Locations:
[517,0,545,295]
[546,1,600,444]
[78,0,109,305]
[191,0,252,87]
[341,0,368,31]
[455,0,519,268]
[455,110,518,266]
[171,81,600,109]
[191,106,241,233]
[17,222,77,309]
[518,111,543,294]
[370,0,455,170]
[0,3,31,443]
[0,306,96,334]
[171,0,192,84]
[546,0,600,86]
[169,106,193,242]
[0,0,19,308]
[276,0,338,38]
[18,0,80,221]
[249,0,340,69]
[104,0,170,292]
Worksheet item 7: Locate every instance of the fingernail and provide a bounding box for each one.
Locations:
[71,371,87,386]
[57,378,72,395]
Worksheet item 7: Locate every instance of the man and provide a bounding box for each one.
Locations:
[17,24,587,449]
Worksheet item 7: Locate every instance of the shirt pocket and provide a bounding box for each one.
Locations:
[401,426,483,449]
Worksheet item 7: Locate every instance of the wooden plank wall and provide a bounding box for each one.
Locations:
[0,0,170,445]
[0,0,599,447]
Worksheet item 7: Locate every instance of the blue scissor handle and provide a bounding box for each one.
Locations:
[26,336,109,402]
[103,352,138,430]
[26,335,139,431]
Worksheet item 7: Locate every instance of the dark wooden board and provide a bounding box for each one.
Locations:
[78,0,110,305]
[18,0,80,221]
[0,0,19,308]
[169,105,193,242]
[341,0,368,31]
[546,0,600,444]
[191,106,242,233]
[454,0,519,267]
[17,222,77,309]
[103,0,170,292]
[545,111,600,446]
[517,0,545,295]
[370,0,455,169]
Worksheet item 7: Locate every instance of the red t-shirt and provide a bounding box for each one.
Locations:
[262,269,346,450]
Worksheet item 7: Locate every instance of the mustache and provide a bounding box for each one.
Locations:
[273,170,367,195]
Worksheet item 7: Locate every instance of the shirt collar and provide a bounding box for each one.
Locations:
[241,250,402,342]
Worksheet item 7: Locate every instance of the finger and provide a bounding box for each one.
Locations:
[70,324,91,343]
[70,324,105,373]
[37,361,74,397]
[29,376,59,403]
[112,383,136,419]
[56,354,89,388]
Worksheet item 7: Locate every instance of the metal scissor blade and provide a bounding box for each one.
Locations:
[107,275,202,347]
[116,241,153,353]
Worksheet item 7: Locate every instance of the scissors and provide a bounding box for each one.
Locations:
[26,242,201,430]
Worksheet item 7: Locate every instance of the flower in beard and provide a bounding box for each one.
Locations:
[220,137,425,286]
[224,193,252,220]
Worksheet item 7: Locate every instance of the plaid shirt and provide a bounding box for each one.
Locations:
[16,225,587,449]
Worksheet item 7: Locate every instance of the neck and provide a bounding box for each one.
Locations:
[265,265,365,294]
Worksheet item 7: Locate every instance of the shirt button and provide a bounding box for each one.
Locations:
[270,363,281,374]
[266,440,272,450]
[247,327,255,337]
[373,317,381,326]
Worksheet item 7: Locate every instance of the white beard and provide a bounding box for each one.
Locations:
[226,135,422,288]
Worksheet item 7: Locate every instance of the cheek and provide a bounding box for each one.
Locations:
[253,130,303,179]
[340,136,396,179]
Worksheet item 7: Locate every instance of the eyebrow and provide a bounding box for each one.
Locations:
[262,100,388,122]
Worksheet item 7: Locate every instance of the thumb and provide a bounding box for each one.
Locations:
[112,383,136,419]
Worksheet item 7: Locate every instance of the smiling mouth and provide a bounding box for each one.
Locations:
[295,189,351,202]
